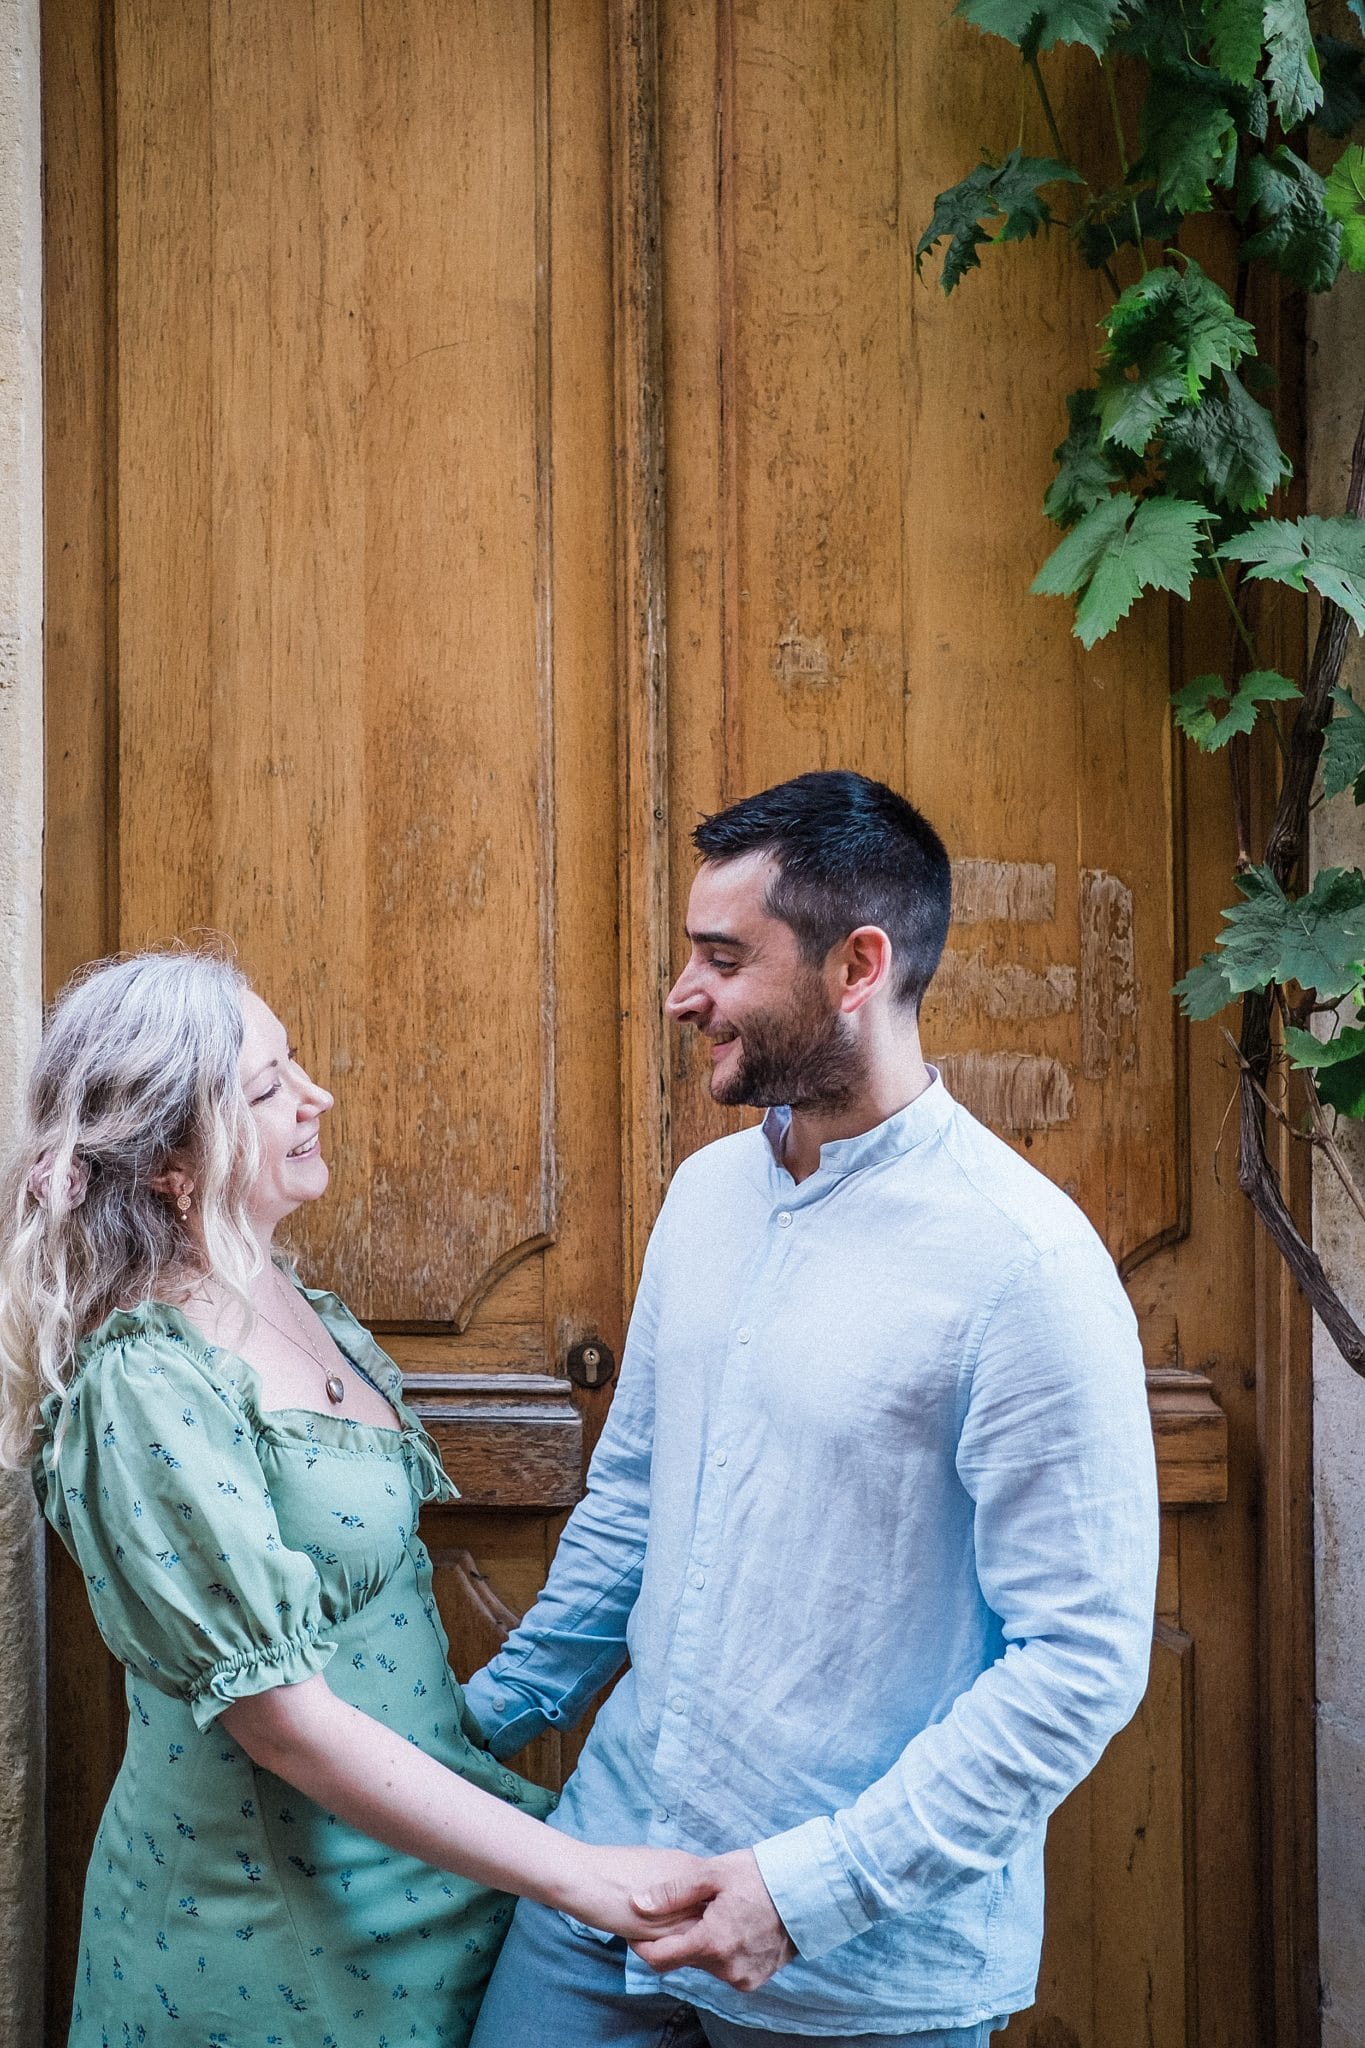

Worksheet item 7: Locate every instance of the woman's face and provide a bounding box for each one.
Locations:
[238,990,334,1237]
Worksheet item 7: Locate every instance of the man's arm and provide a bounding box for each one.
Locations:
[463,1231,663,1758]
[632,1236,1159,1984]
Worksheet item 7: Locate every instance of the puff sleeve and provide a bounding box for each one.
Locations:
[35,1329,337,1730]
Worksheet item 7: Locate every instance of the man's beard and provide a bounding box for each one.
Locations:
[708,973,867,1112]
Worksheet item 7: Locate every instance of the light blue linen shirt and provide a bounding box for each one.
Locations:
[465,1074,1159,2033]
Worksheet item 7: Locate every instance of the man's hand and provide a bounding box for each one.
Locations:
[627,1847,798,1991]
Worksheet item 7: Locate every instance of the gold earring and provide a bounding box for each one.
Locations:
[176,1189,193,1216]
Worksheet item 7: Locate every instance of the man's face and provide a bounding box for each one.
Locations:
[665,852,867,1110]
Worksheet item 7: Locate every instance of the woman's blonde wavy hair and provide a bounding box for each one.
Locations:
[0,947,264,1467]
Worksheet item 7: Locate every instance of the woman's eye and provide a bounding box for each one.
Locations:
[251,1082,281,1105]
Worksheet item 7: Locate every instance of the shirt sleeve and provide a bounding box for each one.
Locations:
[752,1236,1160,1959]
[38,1331,337,1732]
[462,1218,664,1758]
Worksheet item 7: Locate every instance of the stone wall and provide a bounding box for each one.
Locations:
[0,0,47,2038]
[1309,260,1365,2048]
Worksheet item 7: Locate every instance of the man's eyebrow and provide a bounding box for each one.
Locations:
[686,929,751,951]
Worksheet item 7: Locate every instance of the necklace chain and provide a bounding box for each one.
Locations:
[252,1279,348,1406]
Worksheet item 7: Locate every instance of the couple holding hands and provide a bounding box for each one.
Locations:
[0,771,1159,2048]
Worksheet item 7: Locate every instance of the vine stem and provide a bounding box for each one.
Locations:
[1234,400,1365,1377]
[1101,58,1147,275]
[1205,526,1260,664]
[1025,53,1122,294]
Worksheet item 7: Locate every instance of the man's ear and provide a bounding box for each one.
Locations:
[832,926,894,1014]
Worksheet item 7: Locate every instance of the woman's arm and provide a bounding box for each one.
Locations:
[221,1674,703,1940]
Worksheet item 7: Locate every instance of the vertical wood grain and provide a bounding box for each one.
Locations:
[610,0,672,1291]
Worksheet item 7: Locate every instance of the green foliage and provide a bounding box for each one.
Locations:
[1315,36,1365,138]
[1237,147,1342,292]
[1032,492,1204,645]
[1202,0,1264,84]
[1136,64,1243,211]
[955,0,1122,56]
[1044,390,1140,524]
[1161,373,1290,511]
[1219,515,1365,629]
[1263,0,1323,128]
[919,0,1365,1147]
[1323,687,1365,802]
[1283,1024,1365,1116]
[1176,865,1365,1016]
[1325,146,1365,271]
[915,153,1083,292]
[1102,261,1255,401]
[1171,669,1300,748]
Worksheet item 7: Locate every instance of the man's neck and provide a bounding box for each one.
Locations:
[780,1051,933,1184]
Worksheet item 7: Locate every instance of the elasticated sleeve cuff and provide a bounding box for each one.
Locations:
[187,1626,337,1732]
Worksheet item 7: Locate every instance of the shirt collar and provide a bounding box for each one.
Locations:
[760,1066,954,1188]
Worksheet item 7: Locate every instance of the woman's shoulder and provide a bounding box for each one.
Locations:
[55,1300,252,1426]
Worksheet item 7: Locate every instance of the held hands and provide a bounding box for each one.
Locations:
[574,1844,713,1943]
[628,1846,798,1991]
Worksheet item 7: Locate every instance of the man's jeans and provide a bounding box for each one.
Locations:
[468,1900,1006,2048]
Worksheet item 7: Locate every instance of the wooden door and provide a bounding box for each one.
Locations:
[42,2,1313,2044]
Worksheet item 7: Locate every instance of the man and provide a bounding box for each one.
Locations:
[466,770,1159,2047]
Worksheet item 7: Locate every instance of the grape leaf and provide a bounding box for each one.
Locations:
[1315,36,1365,140]
[1174,953,1239,1018]
[1097,345,1188,452]
[1137,64,1242,211]
[1161,373,1291,511]
[1202,0,1264,82]
[1032,491,1205,645]
[1170,668,1301,748]
[1074,185,1183,267]
[1117,0,1215,66]
[1237,146,1342,292]
[1324,146,1365,271]
[915,152,1083,292]
[1219,514,1365,628]
[1206,864,1365,1000]
[1322,686,1365,801]
[1264,0,1324,129]
[1103,260,1255,398]
[1283,1023,1365,1116]
[954,0,1122,54]
[1044,389,1141,526]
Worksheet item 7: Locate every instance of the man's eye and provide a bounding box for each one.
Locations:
[710,958,738,974]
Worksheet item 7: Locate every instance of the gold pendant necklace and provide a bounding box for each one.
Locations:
[253,1284,347,1405]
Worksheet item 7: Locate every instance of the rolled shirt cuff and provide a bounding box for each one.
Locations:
[751,1816,876,1960]
[462,1665,553,1760]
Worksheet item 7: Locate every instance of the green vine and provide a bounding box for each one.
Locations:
[917,0,1365,1369]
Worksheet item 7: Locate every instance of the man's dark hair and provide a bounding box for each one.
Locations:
[692,770,951,1011]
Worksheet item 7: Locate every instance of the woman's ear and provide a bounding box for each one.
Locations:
[147,1163,197,1212]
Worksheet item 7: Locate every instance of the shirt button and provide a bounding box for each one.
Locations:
[737,1328,751,1345]
[777,1210,793,1227]
[670,1694,686,1713]
[690,1569,706,1589]
[714,1449,728,1467]
[656,1807,670,1824]
[491,1694,506,1713]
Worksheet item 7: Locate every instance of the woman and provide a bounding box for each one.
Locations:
[0,948,701,2046]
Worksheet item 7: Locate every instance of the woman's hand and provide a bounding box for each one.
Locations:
[563,1843,716,1942]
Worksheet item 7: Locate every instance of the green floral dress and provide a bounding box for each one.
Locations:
[34,1288,556,2048]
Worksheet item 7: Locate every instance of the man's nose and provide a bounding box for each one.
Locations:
[665,963,707,1019]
